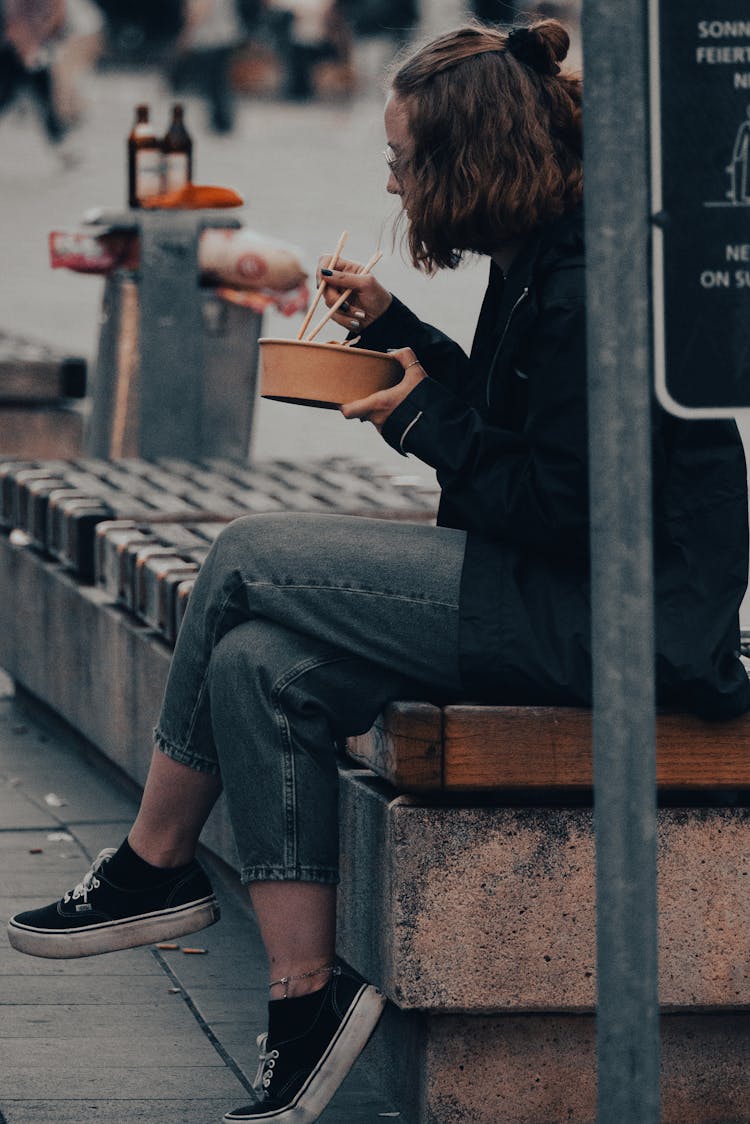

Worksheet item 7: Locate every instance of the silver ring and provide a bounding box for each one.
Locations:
[405,359,421,369]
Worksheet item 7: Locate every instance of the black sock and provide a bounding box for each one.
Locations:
[103,837,192,889]
[268,978,332,1039]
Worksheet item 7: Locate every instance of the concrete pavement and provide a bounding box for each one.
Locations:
[0,670,401,1124]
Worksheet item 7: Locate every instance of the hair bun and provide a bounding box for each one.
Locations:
[506,20,569,76]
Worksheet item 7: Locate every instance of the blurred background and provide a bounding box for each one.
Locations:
[0,0,581,476]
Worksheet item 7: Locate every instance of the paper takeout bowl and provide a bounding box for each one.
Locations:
[258,338,403,409]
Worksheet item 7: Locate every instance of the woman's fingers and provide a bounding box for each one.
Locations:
[319,268,392,321]
[313,252,392,329]
[340,350,426,431]
[317,254,364,277]
[387,347,423,372]
[340,389,391,421]
[321,268,375,290]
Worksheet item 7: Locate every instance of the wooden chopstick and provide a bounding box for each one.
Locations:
[305,251,383,343]
[296,230,349,340]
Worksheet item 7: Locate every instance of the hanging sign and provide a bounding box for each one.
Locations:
[650,2,750,415]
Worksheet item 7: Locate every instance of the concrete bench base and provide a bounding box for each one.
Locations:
[0,530,239,868]
[367,1007,750,1123]
[337,771,750,1014]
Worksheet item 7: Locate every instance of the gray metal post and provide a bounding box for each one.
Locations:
[137,210,240,461]
[580,2,660,1121]
[86,209,262,463]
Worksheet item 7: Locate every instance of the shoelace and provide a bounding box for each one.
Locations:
[62,847,117,905]
[252,1032,280,1093]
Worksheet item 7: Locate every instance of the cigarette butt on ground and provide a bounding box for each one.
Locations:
[155,942,180,950]
[182,947,208,955]
[28,848,43,854]
[168,987,182,994]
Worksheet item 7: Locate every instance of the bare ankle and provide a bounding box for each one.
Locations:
[269,963,337,1000]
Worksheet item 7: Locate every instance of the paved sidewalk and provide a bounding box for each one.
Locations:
[0,671,400,1124]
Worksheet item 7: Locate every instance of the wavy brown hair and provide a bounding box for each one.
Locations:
[389,19,583,271]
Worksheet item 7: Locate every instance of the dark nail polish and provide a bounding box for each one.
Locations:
[321,268,333,277]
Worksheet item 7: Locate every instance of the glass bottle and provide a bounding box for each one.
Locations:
[127,105,161,208]
[161,104,193,195]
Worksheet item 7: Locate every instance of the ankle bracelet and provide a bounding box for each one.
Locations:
[269,963,339,999]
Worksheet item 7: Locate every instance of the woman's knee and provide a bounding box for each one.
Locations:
[209,618,285,695]
[207,618,352,722]
[210,512,305,575]
[208,616,336,701]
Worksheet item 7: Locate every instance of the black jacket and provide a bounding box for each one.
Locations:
[358,207,750,719]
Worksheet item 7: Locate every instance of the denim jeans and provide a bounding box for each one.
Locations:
[154,513,467,884]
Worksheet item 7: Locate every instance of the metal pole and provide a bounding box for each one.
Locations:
[581,2,660,1121]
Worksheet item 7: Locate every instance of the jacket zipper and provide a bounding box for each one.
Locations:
[486,286,530,408]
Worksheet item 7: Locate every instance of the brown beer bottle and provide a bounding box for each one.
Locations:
[162,104,193,194]
[127,105,161,208]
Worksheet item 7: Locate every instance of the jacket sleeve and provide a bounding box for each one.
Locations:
[356,295,472,394]
[380,297,589,553]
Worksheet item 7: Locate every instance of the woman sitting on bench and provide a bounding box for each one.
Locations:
[8,18,750,1124]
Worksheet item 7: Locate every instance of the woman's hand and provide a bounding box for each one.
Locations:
[341,347,426,432]
[317,254,393,331]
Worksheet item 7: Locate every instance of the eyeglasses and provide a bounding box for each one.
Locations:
[383,144,403,182]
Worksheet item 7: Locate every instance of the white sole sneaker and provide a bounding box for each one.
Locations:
[7,895,220,959]
[224,981,386,1123]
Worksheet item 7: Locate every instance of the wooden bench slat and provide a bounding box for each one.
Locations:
[653,711,750,787]
[443,706,593,789]
[348,702,750,792]
[347,701,443,789]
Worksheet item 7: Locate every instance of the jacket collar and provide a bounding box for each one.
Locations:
[501,203,585,293]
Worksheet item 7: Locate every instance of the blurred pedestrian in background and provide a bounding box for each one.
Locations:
[339,0,418,53]
[0,0,66,143]
[0,0,103,155]
[50,0,104,130]
[95,0,183,63]
[265,0,349,101]
[469,0,516,24]
[172,0,245,133]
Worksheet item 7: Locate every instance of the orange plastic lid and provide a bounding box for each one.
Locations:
[141,184,244,210]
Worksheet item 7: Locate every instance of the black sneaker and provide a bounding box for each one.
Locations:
[224,967,386,1123]
[7,847,220,959]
